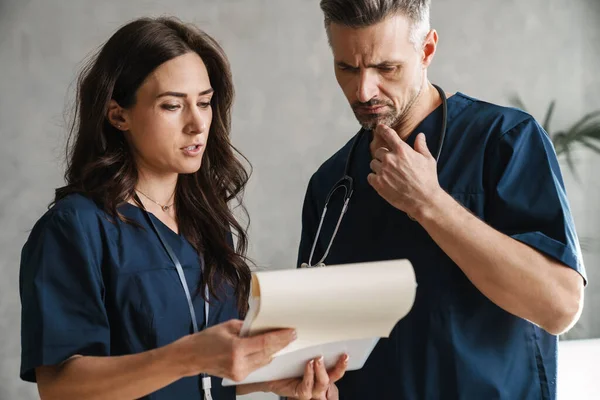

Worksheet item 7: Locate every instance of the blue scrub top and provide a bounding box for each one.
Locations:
[297,92,586,400]
[19,194,239,399]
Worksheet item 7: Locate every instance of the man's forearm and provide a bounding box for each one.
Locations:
[413,190,583,335]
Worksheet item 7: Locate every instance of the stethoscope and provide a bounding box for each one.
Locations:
[301,83,448,268]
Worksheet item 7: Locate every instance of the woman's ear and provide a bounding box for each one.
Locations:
[107,100,130,131]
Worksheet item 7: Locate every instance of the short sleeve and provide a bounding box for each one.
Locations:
[296,175,322,268]
[485,117,586,283]
[19,209,110,382]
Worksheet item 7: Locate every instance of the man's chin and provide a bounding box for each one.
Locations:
[356,114,396,130]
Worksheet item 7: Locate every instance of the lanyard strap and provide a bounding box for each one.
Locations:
[142,206,208,332]
[136,197,212,398]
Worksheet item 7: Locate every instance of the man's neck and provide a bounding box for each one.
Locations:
[394,81,443,141]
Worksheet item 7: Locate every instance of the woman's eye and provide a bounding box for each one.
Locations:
[161,104,180,111]
[198,102,211,109]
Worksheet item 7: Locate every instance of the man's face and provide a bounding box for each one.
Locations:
[329,14,427,130]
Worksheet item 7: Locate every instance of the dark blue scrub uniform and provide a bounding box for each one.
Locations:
[20,194,238,399]
[297,92,587,400]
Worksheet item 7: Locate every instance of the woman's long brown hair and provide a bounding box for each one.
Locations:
[54,17,251,316]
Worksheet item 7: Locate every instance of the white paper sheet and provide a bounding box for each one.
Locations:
[222,259,416,386]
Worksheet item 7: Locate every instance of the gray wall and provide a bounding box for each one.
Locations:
[1,0,599,399]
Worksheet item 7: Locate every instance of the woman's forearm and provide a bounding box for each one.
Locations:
[35,321,299,399]
[36,340,188,400]
[236,382,269,395]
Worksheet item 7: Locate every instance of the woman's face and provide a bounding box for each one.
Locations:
[112,52,214,178]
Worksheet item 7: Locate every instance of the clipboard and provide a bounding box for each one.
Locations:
[221,337,379,386]
[221,259,416,387]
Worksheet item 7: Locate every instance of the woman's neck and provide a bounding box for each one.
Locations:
[135,169,178,207]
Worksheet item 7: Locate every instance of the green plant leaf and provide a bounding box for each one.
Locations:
[562,142,581,181]
[566,110,600,136]
[578,137,600,154]
[572,124,600,147]
[576,123,600,140]
[553,132,566,155]
[507,92,600,177]
[543,100,556,133]
[556,115,600,157]
[508,94,528,112]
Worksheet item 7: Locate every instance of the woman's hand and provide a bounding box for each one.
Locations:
[172,319,296,382]
[237,354,347,399]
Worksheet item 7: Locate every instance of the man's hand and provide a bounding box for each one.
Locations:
[368,123,443,219]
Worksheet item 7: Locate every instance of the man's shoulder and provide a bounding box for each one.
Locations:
[452,92,538,136]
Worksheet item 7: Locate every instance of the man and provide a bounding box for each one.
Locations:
[296,1,587,399]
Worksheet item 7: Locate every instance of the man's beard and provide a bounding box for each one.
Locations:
[352,80,424,131]
[352,99,399,130]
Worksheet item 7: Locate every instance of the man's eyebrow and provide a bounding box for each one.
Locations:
[335,61,404,68]
[367,60,404,68]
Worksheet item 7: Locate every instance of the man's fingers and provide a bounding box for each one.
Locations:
[367,172,381,191]
[369,131,386,155]
[414,132,433,159]
[374,123,406,152]
[370,158,382,174]
[373,147,391,162]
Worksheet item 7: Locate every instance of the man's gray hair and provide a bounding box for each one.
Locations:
[320,0,431,48]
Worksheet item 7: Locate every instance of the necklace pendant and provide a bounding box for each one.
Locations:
[162,205,169,212]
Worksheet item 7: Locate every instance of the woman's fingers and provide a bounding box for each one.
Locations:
[313,356,330,396]
[328,354,349,383]
[326,383,339,400]
[244,329,296,367]
[295,359,315,400]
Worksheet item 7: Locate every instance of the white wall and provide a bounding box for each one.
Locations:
[1,1,598,399]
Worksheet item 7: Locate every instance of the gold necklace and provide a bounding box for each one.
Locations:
[136,189,174,212]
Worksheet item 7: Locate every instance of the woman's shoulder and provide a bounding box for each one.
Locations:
[28,193,110,242]
[52,192,103,212]
[20,194,116,275]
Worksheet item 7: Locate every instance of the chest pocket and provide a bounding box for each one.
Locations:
[112,265,203,352]
[105,222,206,353]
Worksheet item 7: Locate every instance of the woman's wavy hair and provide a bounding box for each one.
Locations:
[55,16,251,315]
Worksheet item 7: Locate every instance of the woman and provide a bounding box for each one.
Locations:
[19,17,346,400]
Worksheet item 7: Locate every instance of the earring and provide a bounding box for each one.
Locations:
[116,124,121,129]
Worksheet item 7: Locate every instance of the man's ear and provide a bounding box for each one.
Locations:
[421,29,438,69]
[107,99,130,131]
